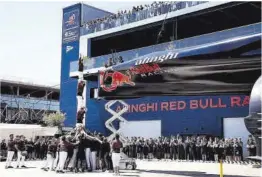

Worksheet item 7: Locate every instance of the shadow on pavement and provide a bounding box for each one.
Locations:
[138,169,259,177]
[9,167,37,169]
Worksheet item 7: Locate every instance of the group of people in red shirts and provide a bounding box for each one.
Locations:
[4,126,123,176]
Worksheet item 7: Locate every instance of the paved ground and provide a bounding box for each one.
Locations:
[1,160,261,177]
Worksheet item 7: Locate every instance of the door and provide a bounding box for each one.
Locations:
[119,120,161,139]
[223,117,250,158]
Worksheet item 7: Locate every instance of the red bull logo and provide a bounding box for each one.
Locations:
[66,14,75,25]
[100,70,135,92]
[100,63,161,92]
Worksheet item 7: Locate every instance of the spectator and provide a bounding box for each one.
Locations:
[81,2,206,35]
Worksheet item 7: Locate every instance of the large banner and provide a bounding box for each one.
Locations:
[62,7,80,44]
[98,34,261,99]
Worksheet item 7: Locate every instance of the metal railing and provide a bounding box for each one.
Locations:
[81,2,207,35]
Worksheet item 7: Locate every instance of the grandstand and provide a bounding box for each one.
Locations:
[0,76,60,124]
[60,1,261,141]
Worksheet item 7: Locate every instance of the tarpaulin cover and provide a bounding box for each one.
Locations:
[98,34,261,100]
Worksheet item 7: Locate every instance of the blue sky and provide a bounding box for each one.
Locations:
[0,1,149,86]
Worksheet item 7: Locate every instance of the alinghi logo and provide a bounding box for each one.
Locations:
[135,52,178,65]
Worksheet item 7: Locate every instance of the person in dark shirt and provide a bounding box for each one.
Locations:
[233,138,241,162]
[143,141,149,160]
[34,137,41,159]
[76,107,86,125]
[212,138,219,162]
[67,133,78,171]
[107,58,114,67]
[247,135,256,156]
[1,139,7,159]
[148,140,154,160]
[201,139,207,162]
[83,134,92,172]
[40,138,48,160]
[52,137,60,170]
[78,55,84,79]
[218,140,225,161]
[112,134,123,176]
[56,136,69,173]
[90,137,99,171]
[237,138,243,161]
[207,138,213,161]
[225,139,233,163]
[78,55,84,72]
[136,140,143,160]
[1,139,7,150]
[5,134,15,169]
[184,137,190,161]
[177,137,184,161]
[100,137,111,171]
[75,133,86,173]
[42,138,57,171]
[15,135,27,168]
[26,138,34,160]
[77,81,86,98]
[64,136,75,170]
[118,56,124,63]
[189,137,196,161]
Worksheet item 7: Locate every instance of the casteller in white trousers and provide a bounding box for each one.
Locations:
[5,151,14,168]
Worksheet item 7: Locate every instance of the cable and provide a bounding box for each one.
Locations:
[156,8,170,45]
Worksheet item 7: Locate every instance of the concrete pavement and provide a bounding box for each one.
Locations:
[0,160,261,177]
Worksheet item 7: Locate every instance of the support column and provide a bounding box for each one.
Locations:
[45,90,48,99]
[17,86,19,96]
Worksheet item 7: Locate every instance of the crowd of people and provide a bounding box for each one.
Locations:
[123,135,257,163]
[84,1,206,34]
[104,56,124,68]
[2,125,124,175]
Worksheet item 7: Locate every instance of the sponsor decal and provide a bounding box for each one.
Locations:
[62,9,80,43]
[63,9,79,30]
[135,52,178,65]
[100,63,161,92]
[65,14,75,26]
[66,46,73,53]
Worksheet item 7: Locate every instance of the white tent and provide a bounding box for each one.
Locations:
[0,124,58,140]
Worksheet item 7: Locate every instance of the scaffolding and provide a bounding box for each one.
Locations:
[0,86,57,124]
